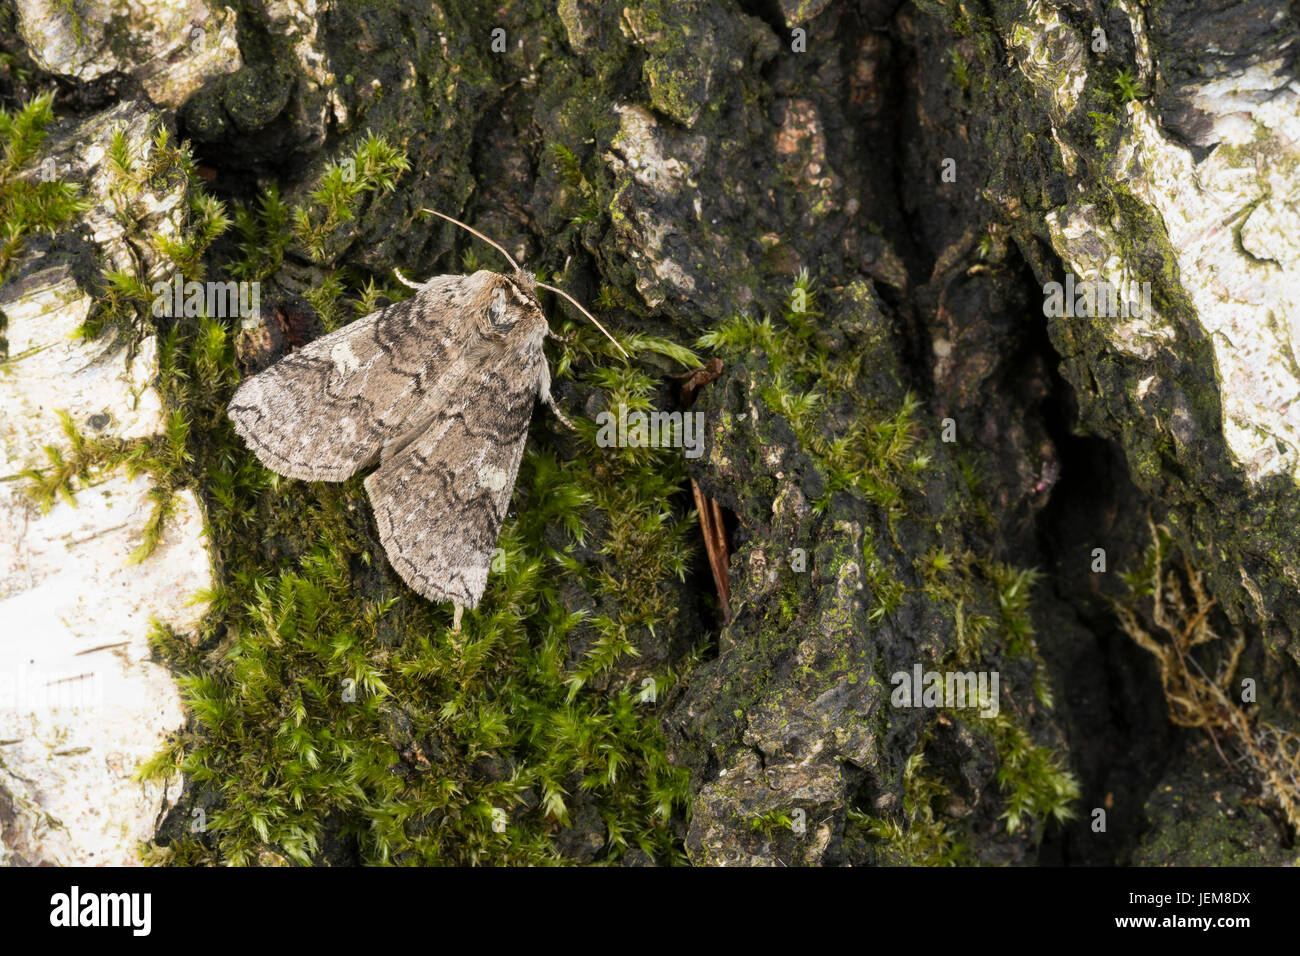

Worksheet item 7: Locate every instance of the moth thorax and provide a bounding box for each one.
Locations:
[513,269,538,298]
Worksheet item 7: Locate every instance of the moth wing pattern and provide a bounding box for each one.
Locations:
[363,338,548,609]
[227,275,486,482]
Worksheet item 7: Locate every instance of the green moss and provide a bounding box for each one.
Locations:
[19,409,156,512]
[80,123,218,347]
[864,534,906,624]
[1110,68,1143,106]
[290,132,409,266]
[229,184,291,282]
[698,274,925,519]
[856,705,1079,862]
[13,120,238,562]
[850,751,974,866]
[0,93,92,287]
[1086,110,1118,150]
[949,50,970,94]
[986,713,1079,833]
[747,808,796,835]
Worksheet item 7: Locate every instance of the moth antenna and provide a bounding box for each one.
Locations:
[393,267,423,290]
[536,281,630,358]
[420,208,627,358]
[421,208,521,273]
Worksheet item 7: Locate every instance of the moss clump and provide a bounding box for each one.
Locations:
[0,92,91,286]
[747,808,796,835]
[1110,68,1144,106]
[850,751,974,866]
[11,115,221,562]
[286,132,409,269]
[546,142,601,228]
[698,271,928,520]
[985,561,1053,706]
[82,124,227,348]
[38,123,233,562]
[987,712,1080,834]
[18,403,192,565]
[19,410,152,512]
[851,698,1079,861]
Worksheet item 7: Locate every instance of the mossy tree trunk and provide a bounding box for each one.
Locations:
[3,0,1298,865]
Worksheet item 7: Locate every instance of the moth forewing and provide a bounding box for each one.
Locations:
[362,281,548,614]
[228,273,489,482]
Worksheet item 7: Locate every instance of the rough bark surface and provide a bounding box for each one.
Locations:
[2,0,1298,865]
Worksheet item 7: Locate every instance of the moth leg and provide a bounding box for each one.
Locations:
[545,327,572,344]
[393,267,424,291]
[536,363,576,431]
[452,604,463,633]
[544,396,575,431]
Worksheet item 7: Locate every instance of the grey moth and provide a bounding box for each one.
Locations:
[227,210,625,628]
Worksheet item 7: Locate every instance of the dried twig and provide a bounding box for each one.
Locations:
[679,359,730,622]
[691,478,732,622]
[675,358,723,406]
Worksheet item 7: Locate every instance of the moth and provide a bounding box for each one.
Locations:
[227,210,626,630]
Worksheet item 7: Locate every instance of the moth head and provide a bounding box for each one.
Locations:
[476,272,547,342]
[421,208,627,357]
[512,269,539,298]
